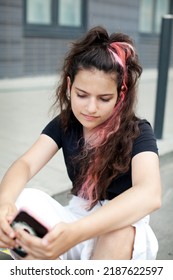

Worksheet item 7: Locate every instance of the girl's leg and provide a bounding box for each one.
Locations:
[91,225,135,260]
[91,216,158,260]
[15,188,76,227]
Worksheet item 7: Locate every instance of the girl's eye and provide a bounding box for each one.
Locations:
[77,93,87,98]
[100,98,111,102]
[76,92,111,102]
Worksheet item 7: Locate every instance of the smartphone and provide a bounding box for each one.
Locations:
[10,209,49,257]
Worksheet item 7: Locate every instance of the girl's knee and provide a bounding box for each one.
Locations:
[91,226,135,260]
[15,188,45,209]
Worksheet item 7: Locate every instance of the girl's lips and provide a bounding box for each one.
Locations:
[81,113,99,121]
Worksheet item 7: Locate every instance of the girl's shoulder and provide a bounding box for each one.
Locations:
[132,119,158,157]
[138,118,153,130]
[41,114,82,148]
[41,115,63,148]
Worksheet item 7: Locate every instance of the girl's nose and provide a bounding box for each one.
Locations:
[86,98,97,114]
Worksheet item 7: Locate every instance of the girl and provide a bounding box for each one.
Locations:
[0,26,161,260]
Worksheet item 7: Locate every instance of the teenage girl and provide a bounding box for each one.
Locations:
[0,26,161,260]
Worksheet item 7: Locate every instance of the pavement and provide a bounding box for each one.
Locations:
[0,68,173,260]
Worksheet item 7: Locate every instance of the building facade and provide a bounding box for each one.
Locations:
[0,0,173,78]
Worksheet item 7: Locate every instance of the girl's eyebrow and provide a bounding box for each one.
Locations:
[75,87,115,96]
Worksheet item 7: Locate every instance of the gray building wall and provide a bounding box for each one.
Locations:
[0,0,172,79]
[23,37,68,76]
[0,0,23,78]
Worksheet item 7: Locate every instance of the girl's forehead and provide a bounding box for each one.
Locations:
[74,68,117,83]
[72,69,118,95]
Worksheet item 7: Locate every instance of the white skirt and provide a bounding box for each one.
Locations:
[11,188,158,260]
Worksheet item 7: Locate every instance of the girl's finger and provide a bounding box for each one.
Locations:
[0,220,16,239]
[16,231,58,260]
[15,238,49,259]
[0,241,13,249]
[16,229,42,247]
[16,230,47,256]
[0,228,16,248]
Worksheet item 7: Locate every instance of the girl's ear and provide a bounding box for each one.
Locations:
[67,76,71,91]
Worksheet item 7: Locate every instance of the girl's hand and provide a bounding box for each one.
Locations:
[15,222,79,260]
[0,203,18,249]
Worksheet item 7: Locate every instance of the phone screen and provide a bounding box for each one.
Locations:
[11,210,48,257]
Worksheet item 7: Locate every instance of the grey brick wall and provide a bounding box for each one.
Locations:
[138,32,173,69]
[0,0,172,78]
[88,0,139,39]
[23,38,69,76]
[0,0,23,78]
[138,36,160,69]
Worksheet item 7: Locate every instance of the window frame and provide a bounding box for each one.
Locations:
[23,0,88,38]
[139,0,171,35]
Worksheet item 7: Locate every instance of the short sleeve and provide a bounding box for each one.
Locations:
[132,120,158,157]
[41,115,63,148]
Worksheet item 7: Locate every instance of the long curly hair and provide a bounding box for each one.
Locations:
[54,26,142,209]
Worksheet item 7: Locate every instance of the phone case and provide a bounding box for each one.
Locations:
[10,208,49,257]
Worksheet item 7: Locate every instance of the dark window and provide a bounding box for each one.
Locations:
[24,0,87,38]
[139,0,170,34]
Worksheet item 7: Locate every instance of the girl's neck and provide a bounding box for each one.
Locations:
[83,127,95,142]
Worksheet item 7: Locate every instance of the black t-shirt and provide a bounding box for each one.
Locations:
[41,115,158,200]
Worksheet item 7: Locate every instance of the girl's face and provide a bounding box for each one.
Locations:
[69,68,118,136]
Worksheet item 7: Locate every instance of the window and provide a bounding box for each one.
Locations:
[58,0,82,27]
[139,0,170,34]
[24,0,87,38]
[26,0,52,25]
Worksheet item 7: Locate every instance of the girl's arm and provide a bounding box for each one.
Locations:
[0,134,58,240]
[0,134,58,203]
[74,151,162,240]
